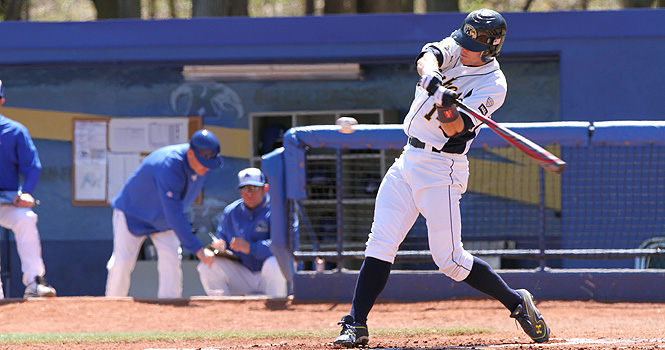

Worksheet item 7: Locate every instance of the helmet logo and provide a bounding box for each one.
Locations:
[463,24,477,39]
[493,38,502,45]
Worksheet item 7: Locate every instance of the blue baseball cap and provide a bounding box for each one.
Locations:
[189,129,223,169]
[237,168,266,189]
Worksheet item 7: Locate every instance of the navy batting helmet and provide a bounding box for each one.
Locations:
[190,129,223,169]
[452,9,507,62]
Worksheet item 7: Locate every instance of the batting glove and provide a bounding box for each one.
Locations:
[433,86,458,108]
[419,69,444,95]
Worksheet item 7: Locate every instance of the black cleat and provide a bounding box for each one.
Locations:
[24,276,57,298]
[511,289,550,343]
[334,315,369,348]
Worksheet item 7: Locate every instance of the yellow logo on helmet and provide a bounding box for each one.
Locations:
[463,24,477,39]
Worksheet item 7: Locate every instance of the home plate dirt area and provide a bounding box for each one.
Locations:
[0,297,664,349]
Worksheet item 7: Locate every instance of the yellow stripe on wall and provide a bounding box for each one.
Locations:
[2,107,106,141]
[2,107,250,159]
[204,125,249,159]
[468,145,562,210]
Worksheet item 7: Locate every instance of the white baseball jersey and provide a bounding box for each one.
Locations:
[404,37,507,153]
[365,37,508,282]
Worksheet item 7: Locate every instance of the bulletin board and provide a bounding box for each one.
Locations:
[72,117,203,206]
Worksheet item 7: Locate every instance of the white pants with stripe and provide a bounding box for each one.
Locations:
[365,145,475,282]
[197,255,287,298]
[0,205,47,298]
[105,209,183,298]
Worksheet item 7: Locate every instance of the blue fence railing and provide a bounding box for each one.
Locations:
[262,121,665,271]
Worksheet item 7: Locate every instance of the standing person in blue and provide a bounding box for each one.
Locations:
[0,80,57,298]
[197,168,287,298]
[105,129,223,299]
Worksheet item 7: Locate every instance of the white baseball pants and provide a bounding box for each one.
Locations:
[365,146,475,282]
[197,256,287,298]
[0,205,47,298]
[106,209,183,298]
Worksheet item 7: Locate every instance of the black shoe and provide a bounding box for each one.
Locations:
[334,315,369,348]
[510,289,550,343]
[24,276,57,298]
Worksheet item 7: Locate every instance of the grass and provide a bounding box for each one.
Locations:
[0,327,495,345]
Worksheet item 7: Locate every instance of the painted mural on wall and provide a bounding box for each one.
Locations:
[170,82,245,121]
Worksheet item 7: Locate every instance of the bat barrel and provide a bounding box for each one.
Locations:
[454,99,567,175]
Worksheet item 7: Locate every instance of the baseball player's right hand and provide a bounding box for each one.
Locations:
[210,238,226,251]
[433,86,458,108]
[419,69,444,95]
[14,193,36,208]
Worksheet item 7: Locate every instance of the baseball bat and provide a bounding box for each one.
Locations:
[454,99,567,174]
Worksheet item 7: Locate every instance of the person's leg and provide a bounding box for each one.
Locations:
[417,160,521,307]
[106,209,145,297]
[334,257,391,348]
[352,161,419,322]
[418,158,549,343]
[198,257,254,296]
[150,230,182,298]
[197,259,230,296]
[419,183,474,282]
[335,155,419,347]
[464,257,522,309]
[420,181,521,312]
[0,207,45,286]
[259,256,288,298]
[0,206,55,298]
[349,257,392,324]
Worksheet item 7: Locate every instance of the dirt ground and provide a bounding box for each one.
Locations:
[0,296,664,350]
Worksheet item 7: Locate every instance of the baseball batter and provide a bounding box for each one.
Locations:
[334,9,550,347]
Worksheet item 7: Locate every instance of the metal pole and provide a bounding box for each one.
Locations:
[335,149,344,272]
[538,167,546,271]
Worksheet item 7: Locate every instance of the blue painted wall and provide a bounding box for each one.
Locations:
[0,10,662,121]
[0,9,662,297]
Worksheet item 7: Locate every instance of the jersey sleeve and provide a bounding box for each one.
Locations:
[15,127,42,194]
[155,163,203,254]
[249,239,272,260]
[249,209,272,260]
[420,38,458,72]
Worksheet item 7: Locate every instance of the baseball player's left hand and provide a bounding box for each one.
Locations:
[230,237,250,254]
[433,86,458,108]
[419,69,444,95]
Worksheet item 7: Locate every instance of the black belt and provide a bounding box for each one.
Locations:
[408,137,442,153]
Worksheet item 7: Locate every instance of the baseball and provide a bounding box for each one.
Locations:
[336,116,358,134]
